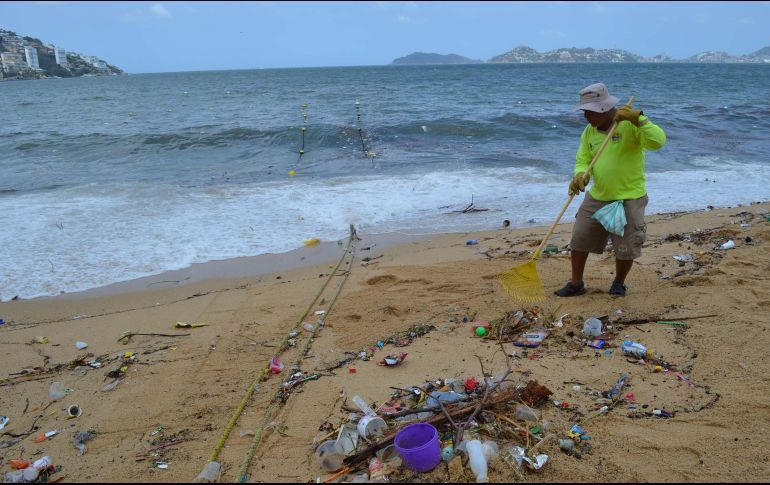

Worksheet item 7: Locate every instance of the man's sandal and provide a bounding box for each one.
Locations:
[554,281,586,297]
[609,281,627,297]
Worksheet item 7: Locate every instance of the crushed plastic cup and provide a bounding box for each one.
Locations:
[582,318,603,337]
[49,382,67,401]
[719,240,735,250]
[336,423,359,454]
[357,415,388,440]
[193,461,221,483]
[315,440,345,472]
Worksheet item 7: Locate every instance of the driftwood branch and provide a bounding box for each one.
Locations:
[453,342,516,447]
[117,332,191,344]
[616,314,717,326]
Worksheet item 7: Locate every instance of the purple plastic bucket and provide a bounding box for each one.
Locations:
[394,423,441,473]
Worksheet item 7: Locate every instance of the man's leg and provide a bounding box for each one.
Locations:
[571,250,589,286]
[614,258,633,285]
[609,194,648,296]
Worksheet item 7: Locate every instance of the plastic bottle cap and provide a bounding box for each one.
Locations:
[475,327,487,337]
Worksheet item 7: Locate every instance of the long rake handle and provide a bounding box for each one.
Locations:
[532,96,635,260]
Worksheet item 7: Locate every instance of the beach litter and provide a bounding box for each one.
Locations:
[269,356,284,374]
[513,327,549,348]
[378,353,408,367]
[73,431,95,455]
[4,456,60,483]
[174,322,209,329]
[75,341,88,350]
[32,430,58,444]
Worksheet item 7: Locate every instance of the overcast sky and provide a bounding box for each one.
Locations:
[2,1,768,73]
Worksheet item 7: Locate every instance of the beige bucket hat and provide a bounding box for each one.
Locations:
[574,83,619,113]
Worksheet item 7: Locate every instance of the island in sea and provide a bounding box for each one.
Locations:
[0,28,123,80]
[392,52,483,65]
[393,45,770,65]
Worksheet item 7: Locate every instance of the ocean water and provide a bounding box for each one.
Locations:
[2,63,769,300]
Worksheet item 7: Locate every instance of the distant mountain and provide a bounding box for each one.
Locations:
[393,45,770,65]
[742,46,770,63]
[392,52,483,65]
[490,46,643,63]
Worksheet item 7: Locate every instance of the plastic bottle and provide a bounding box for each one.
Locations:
[514,404,540,422]
[4,471,24,483]
[426,391,464,407]
[621,341,655,359]
[193,461,221,483]
[445,378,465,394]
[351,395,377,417]
[461,440,498,483]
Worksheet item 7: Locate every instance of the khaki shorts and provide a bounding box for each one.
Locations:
[570,193,648,260]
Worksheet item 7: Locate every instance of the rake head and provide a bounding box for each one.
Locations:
[498,258,546,304]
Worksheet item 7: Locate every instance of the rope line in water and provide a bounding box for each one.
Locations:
[355,99,376,163]
[289,103,309,176]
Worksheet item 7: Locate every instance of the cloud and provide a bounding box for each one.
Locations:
[539,30,567,39]
[150,3,171,18]
[396,15,412,24]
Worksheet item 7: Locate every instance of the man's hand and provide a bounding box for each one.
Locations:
[614,106,642,126]
[568,171,589,196]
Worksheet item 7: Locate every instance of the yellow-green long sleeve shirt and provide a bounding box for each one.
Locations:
[574,115,666,201]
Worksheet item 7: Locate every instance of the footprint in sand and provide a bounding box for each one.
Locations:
[366,274,398,285]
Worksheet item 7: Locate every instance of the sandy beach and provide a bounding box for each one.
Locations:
[1,201,769,483]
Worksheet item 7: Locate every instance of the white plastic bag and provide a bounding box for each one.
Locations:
[592,200,627,236]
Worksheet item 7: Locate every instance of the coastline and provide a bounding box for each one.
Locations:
[0,200,768,482]
[8,199,768,305]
